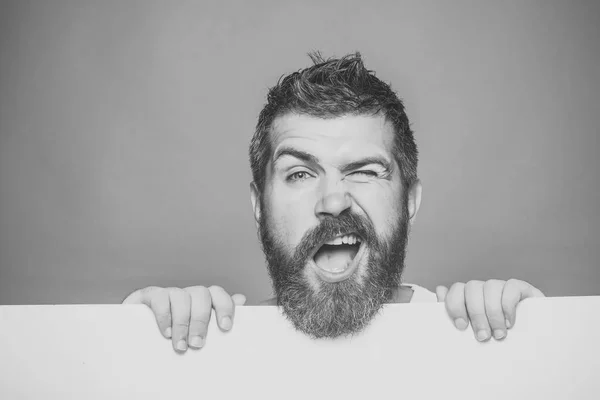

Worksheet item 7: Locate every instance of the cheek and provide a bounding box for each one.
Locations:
[264,188,318,249]
[354,183,404,237]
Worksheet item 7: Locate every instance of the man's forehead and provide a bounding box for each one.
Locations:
[269,113,396,160]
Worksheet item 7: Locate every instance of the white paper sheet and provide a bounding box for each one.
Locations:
[1,296,599,399]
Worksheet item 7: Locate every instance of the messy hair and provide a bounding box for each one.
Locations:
[249,52,418,195]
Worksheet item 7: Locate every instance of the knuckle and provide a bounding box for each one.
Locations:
[185,285,208,293]
[487,317,505,329]
[506,278,523,287]
[189,319,209,331]
[170,289,192,304]
[140,286,162,301]
[469,311,486,319]
[449,282,465,291]
[465,280,483,289]
[142,286,160,294]
[208,285,226,294]
[172,321,190,329]
[484,279,504,288]
[188,289,211,305]
[470,315,489,328]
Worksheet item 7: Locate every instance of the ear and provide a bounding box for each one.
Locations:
[250,181,261,229]
[407,179,422,226]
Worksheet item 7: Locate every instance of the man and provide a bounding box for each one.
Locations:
[124,53,544,352]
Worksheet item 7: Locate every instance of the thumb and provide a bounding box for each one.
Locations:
[435,285,449,302]
[232,293,247,306]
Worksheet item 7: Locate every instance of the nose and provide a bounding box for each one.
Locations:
[314,191,353,219]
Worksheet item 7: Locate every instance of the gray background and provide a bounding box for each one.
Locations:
[0,0,598,305]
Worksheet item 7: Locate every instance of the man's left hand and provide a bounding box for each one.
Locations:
[435,279,545,342]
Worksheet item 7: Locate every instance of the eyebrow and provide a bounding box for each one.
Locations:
[339,157,393,174]
[273,146,392,173]
[273,147,320,166]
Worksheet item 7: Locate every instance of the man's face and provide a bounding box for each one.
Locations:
[250,113,421,338]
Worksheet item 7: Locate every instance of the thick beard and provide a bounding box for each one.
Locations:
[258,203,409,339]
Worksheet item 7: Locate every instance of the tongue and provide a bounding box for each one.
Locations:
[313,244,358,273]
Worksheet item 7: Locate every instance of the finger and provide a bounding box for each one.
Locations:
[184,286,212,349]
[123,286,160,305]
[502,279,545,329]
[122,288,145,304]
[483,280,508,340]
[139,287,172,339]
[168,288,192,353]
[435,286,448,302]
[232,293,247,306]
[208,286,235,331]
[465,280,491,342]
[444,282,469,331]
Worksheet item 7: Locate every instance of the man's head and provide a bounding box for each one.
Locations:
[249,53,422,338]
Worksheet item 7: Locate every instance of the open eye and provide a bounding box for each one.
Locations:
[287,171,313,182]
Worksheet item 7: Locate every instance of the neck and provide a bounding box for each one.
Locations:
[389,285,414,303]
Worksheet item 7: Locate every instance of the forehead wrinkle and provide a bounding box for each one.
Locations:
[268,114,397,171]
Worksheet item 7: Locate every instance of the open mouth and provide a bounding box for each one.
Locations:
[310,233,365,282]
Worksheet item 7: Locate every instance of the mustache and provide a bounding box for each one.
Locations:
[291,212,378,267]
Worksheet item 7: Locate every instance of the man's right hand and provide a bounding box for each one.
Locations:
[122,286,246,353]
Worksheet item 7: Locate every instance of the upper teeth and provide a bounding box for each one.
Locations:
[325,234,361,246]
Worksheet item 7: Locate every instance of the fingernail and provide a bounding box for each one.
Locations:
[454,318,468,330]
[176,340,187,351]
[477,330,489,341]
[221,316,232,330]
[164,327,172,338]
[493,329,505,340]
[505,318,512,329]
[189,336,204,348]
